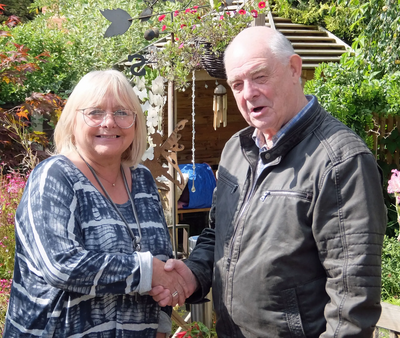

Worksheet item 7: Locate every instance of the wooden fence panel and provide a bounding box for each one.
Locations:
[370,114,400,168]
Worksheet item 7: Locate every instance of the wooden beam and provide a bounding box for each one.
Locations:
[377,302,400,333]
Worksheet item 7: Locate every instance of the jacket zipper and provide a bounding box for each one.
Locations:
[260,190,313,202]
[225,167,256,311]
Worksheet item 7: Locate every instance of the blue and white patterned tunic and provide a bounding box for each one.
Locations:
[4,155,173,337]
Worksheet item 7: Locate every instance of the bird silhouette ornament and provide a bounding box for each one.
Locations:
[142,120,188,191]
[101,0,175,38]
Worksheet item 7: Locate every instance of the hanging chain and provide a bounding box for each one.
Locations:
[191,70,196,193]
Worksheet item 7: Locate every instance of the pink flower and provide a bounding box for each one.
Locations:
[185,8,191,13]
[161,25,167,32]
[388,169,400,194]
[179,43,184,48]
[219,15,224,20]
[258,1,266,9]
[158,14,166,22]
[174,10,179,17]
[238,9,246,15]
[251,9,258,18]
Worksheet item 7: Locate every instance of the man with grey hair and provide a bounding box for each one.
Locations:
[151,26,387,337]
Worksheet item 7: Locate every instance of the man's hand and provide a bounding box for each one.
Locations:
[150,259,198,307]
[152,257,189,306]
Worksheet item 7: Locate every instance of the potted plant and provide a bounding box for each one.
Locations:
[153,0,268,90]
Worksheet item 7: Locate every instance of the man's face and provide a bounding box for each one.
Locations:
[226,45,298,139]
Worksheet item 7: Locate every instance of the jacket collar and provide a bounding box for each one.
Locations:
[239,96,327,164]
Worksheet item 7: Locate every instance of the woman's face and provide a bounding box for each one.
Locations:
[73,92,135,165]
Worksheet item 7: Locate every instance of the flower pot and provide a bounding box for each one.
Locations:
[199,41,227,80]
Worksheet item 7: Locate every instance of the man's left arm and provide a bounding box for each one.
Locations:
[314,152,387,337]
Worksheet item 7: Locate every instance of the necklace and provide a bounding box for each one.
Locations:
[77,152,142,251]
[96,171,119,187]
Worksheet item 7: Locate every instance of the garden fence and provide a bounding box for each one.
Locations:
[370,114,400,168]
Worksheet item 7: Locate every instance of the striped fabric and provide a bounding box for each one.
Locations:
[4,155,172,337]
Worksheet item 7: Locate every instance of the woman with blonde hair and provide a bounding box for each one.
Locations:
[4,70,189,337]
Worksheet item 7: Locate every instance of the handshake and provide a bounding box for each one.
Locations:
[150,258,198,307]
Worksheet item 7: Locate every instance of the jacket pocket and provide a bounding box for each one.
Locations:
[260,190,313,202]
[281,288,307,338]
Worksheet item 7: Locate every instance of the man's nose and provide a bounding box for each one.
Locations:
[242,81,260,101]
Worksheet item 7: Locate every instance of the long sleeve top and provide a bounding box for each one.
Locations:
[4,155,172,337]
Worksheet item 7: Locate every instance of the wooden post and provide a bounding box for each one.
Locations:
[251,13,265,27]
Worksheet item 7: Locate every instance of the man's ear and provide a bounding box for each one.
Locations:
[288,54,303,83]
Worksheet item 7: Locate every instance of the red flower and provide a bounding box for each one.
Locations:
[176,332,187,338]
[193,5,199,9]
[161,25,167,32]
[158,14,166,22]
[258,1,266,9]
[251,9,258,18]
[180,24,187,29]
[185,8,191,13]
[191,9,198,14]
[174,10,179,17]
[238,9,246,15]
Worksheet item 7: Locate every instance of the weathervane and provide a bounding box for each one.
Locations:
[100,0,193,76]
[100,0,191,39]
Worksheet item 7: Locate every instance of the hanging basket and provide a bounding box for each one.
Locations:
[199,41,227,80]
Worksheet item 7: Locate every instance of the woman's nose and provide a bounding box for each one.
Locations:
[100,112,117,127]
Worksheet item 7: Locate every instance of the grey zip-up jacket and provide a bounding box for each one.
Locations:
[186,98,387,338]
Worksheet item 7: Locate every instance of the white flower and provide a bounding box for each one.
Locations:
[140,101,150,114]
[152,76,165,95]
[133,86,148,101]
[142,146,154,161]
[135,76,146,90]
[149,91,164,107]
[147,106,159,127]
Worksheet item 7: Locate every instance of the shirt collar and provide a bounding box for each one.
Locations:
[252,95,315,151]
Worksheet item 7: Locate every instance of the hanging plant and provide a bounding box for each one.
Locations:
[152,1,268,90]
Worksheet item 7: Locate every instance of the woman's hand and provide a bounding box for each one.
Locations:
[150,259,198,307]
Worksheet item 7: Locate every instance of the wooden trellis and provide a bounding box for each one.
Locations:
[369,114,400,168]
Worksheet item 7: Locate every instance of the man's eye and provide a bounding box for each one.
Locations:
[255,75,267,82]
[232,83,242,91]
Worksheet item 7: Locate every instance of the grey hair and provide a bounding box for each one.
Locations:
[224,27,295,65]
[268,30,295,65]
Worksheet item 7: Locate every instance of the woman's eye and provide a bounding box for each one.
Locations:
[114,110,129,117]
[88,109,104,116]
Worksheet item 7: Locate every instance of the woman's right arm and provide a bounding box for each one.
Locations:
[16,158,152,296]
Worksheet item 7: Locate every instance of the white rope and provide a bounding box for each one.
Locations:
[191,70,196,193]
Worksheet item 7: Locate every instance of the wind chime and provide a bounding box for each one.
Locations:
[213,82,228,130]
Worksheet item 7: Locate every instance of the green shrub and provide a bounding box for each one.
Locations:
[381,235,400,302]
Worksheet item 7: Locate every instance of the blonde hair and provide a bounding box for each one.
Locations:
[53,70,146,167]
